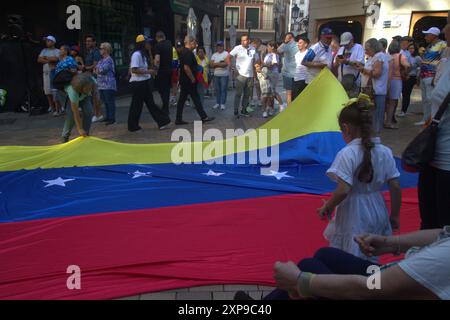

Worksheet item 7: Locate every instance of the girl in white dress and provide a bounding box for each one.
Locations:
[317,95,402,261]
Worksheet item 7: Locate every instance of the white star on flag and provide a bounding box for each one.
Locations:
[130,171,152,179]
[43,178,76,188]
[263,171,294,181]
[203,170,226,177]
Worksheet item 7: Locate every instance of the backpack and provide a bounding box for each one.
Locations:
[53,70,76,90]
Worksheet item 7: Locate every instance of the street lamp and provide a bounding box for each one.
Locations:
[362,0,381,17]
[292,4,300,21]
[247,21,253,38]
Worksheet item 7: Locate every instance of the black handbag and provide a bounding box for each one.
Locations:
[53,70,76,90]
[402,91,450,172]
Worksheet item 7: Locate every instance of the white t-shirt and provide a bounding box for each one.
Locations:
[399,236,450,300]
[294,50,308,82]
[211,51,230,77]
[336,43,365,82]
[230,45,259,78]
[129,51,151,82]
[39,48,60,74]
[303,41,333,84]
[362,52,389,96]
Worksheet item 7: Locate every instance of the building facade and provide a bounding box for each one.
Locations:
[308,0,449,45]
[224,0,291,45]
[289,0,310,36]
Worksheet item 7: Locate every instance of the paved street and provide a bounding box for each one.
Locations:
[0,84,425,300]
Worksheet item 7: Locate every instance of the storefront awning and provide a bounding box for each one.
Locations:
[170,0,191,15]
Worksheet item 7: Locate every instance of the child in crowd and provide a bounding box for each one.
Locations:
[255,63,275,118]
[317,94,402,261]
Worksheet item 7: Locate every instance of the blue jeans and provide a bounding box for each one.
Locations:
[373,95,387,134]
[100,89,116,122]
[62,96,93,139]
[214,76,229,105]
[264,247,380,300]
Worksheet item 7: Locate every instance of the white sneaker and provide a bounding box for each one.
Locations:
[415,121,426,126]
[263,112,268,118]
[269,110,275,117]
[220,105,226,110]
[397,111,406,118]
[92,115,104,123]
[279,104,286,113]
[212,104,220,110]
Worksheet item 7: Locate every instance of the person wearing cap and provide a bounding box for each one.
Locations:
[154,31,174,115]
[210,41,231,110]
[278,33,299,108]
[70,45,85,73]
[128,35,171,132]
[417,27,447,126]
[302,28,334,85]
[334,32,365,97]
[38,35,60,115]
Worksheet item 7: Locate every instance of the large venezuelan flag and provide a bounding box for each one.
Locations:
[0,70,420,300]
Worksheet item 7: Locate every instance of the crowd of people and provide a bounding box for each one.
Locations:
[33,14,450,300]
[236,12,450,301]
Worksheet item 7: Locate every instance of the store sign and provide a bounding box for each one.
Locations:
[171,0,191,15]
[66,4,81,30]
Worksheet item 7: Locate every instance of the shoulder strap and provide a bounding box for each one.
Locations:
[434,91,450,122]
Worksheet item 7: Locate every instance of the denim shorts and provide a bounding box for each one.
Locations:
[282,76,294,91]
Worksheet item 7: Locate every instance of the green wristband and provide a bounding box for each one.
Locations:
[297,272,315,299]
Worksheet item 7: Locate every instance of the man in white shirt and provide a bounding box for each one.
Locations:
[230,35,259,118]
[278,33,299,106]
[302,28,334,84]
[334,32,365,96]
[292,37,310,101]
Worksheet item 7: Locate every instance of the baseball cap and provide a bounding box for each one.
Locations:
[70,45,80,53]
[216,41,225,46]
[136,35,153,43]
[340,32,354,46]
[422,27,441,36]
[44,35,56,43]
[320,28,334,38]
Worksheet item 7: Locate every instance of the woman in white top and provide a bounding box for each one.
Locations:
[356,38,389,135]
[128,35,171,132]
[318,96,401,261]
[263,41,284,109]
[210,41,230,110]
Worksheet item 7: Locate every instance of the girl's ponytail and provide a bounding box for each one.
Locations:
[339,94,375,184]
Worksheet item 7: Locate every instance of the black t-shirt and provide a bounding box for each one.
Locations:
[154,40,173,72]
[179,47,198,86]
